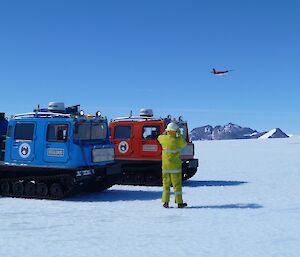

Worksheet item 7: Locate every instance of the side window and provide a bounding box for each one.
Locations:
[47,124,68,142]
[179,126,188,140]
[142,126,160,140]
[114,126,131,140]
[14,123,35,141]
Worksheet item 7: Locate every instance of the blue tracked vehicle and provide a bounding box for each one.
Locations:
[0,103,121,199]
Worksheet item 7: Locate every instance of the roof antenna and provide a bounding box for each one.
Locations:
[35,104,40,113]
[34,104,40,117]
[129,110,132,118]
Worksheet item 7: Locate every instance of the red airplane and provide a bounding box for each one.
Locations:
[211,68,233,75]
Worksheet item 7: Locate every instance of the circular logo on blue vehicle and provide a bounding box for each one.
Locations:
[118,141,129,154]
[19,143,31,158]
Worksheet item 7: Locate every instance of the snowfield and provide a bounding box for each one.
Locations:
[1,137,300,257]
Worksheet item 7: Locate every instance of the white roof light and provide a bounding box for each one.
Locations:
[139,108,153,117]
[48,102,65,112]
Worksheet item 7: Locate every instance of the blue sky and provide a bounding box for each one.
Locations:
[1,0,300,134]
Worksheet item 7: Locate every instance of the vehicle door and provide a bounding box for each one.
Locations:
[44,123,69,163]
[112,124,133,159]
[178,122,194,159]
[140,123,162,160]
[11,122,36,162]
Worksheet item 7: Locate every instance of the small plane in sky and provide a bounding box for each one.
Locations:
[211,68,233,75]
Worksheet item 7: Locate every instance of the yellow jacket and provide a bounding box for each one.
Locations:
[157,133,187,171]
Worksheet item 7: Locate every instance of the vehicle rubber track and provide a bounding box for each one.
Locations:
[182,168,197,181]
[118,168,197,186]
[0,174,77,200]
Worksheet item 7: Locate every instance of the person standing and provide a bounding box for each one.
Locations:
[157,122,187,208]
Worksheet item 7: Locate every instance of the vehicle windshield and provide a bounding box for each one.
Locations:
[74,121,107,141]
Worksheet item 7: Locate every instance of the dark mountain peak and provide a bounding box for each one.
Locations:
[226,122,239,127]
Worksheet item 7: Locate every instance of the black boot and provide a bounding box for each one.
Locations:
[163,202,169,208]
[178,203,187,208]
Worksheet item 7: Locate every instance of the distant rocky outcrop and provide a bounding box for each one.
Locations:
[190,125,214,140]
[258,128,289,139]
[190,123,289,141]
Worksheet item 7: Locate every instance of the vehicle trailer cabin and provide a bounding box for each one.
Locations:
[109,109,198,185]
[0,103,121,199]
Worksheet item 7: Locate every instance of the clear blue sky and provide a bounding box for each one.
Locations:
[1,0,300,134]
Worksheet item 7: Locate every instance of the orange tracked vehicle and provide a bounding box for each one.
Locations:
[109,109,198,185]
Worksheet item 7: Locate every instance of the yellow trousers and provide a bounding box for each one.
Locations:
[162,172,183,204]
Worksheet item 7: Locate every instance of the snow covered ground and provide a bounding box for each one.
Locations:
[1,137,300,257]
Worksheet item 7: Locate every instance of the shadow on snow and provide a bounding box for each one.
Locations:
[183,180,247,187]
[186,203,263,209]
[67,180,249,203]
[67,189,162,202]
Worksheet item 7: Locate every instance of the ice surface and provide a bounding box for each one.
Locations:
[1,138,300,257]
